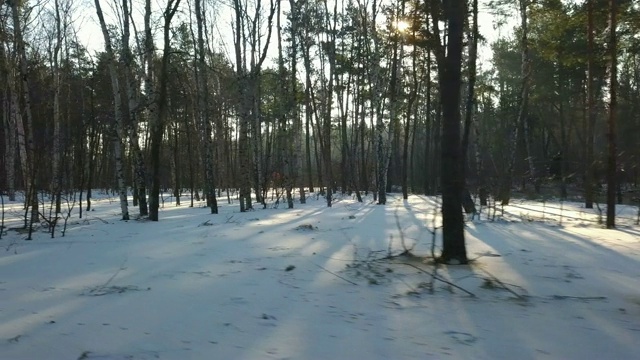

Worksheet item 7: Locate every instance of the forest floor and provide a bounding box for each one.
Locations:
[1,191,639,359]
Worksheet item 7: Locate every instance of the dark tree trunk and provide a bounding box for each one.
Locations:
[606,0,617,229]
[439,0,467,264]
[149,0,181,221]
[461,0,479,213]
[424,54,432,195]
[585,0,596,209]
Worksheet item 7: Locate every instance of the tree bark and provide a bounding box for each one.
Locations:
[584,0,596,209]
[606,0,617,229]
[94,0,130,220]
[461,0,478,212]
[149,0,182,221]
[1,44,16,201]
[11,0,40,226]
[195,0,218,214]
[122,0,148,217]
[289,0,305,204]
[439,0,467,264]
[51,0,64,215]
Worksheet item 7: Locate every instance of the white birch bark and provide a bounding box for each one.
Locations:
[94,0,129,220]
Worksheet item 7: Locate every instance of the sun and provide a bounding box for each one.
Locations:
[395,20,410,33]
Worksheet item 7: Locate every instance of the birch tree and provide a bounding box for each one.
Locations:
[94,0,130,220]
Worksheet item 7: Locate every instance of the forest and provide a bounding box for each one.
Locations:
[1,0,639,239]
[1,1,640,357]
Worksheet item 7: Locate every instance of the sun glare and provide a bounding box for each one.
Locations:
[396,20,410,33]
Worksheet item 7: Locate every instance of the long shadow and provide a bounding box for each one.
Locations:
[466,221,640,296]
[2,195,639,359]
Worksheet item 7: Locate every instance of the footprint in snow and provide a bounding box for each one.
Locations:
[444,331,477,345]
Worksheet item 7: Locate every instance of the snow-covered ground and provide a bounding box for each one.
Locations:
[1,192,639,359]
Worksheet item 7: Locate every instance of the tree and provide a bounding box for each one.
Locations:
[121,0,148,217]
[605,0,617,229]
[232,0,276,212]
[499,0,536,205]
[584,0,596,209]
[439,0,468,264]
[94,0,130,221]
[10,0,42,233]
[1,17,16,202]
[148,0,182,221]
[194,0,218,214]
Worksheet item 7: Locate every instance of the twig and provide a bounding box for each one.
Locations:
[477,267,528,301]
[399,262,476,297]
[92,216,109,224]
[310,261,358,286]
[91,256,128,294]
[394,206,414,253]
[550,295,606,301]
[8,334,21,343]
[0,193,4,240]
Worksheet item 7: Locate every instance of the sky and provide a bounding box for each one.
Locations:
[73,0,516,68]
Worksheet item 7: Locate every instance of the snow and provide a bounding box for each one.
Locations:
[1,192,639,359]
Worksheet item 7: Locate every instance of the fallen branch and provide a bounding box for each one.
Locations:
[311,261,358,286]
[550,295,607,301]
[394,206,415,254]
[399,262,476,298]
[476,267,528,301]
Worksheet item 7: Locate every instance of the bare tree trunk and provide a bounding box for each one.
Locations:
[149,0,182,221]
[233,0,275,211]
[94,0,130,220]
[10,0,39,225]
[424,53,432,195]
[234,0,252,212]
[584,0,596,209]
[51,0,64,215]
[500,0,534,205]
[606,0,617,229]
[322,0,337,207]
[461,0,478,208]
[301,36,315,193]
[195,0,217,214]
[474,93,488,206]
[439,0,467,264]
[1,45,16,201]
[519,0,538,194]
[122,0,148,216]
[85,104,98,212]
[385,12,401,201]
[289,0,305,204]
[407,40,422,196]
[402,25,418,200]
[558,76,568,199]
